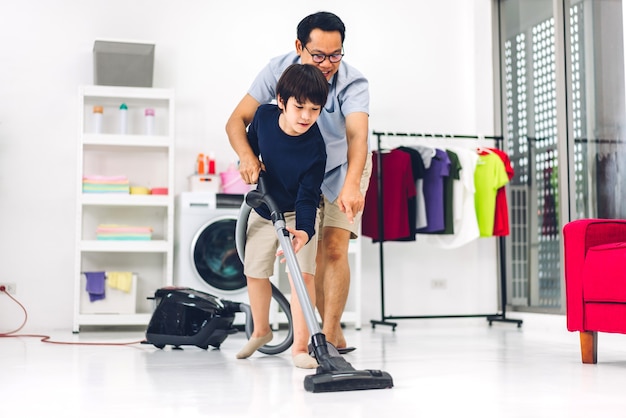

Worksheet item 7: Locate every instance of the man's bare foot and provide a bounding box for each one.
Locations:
[323,326,347,349]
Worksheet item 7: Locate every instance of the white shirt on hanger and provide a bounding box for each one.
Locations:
[425,146,480,248]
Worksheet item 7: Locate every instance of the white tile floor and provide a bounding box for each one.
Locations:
[3,312,626,417]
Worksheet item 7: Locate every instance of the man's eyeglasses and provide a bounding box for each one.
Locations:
[303,45,344,64]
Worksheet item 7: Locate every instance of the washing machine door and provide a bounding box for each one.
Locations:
[191,216,247,292]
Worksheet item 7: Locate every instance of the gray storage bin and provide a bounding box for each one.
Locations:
[93,40,155,87]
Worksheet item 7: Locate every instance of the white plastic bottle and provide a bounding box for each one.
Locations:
[119,103,128,134]
[93,105,103,134]
[145,108,155,135]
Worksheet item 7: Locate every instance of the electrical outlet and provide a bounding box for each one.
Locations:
[0,283,16,294]
[430,279,447,289]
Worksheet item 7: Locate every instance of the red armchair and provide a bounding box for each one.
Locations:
[563,218,626,363]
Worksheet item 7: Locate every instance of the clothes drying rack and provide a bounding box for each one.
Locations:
[369,130,523,330]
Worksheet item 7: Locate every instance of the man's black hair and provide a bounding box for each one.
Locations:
[297,11,346,46]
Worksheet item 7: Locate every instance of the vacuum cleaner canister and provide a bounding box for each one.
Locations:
[144,287,240,350]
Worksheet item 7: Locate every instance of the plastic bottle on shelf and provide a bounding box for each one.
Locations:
[93,105,103,133]
[196,153,205,174]
[207,152,216,174]
[119,103,128,134]
[145,108,155,135]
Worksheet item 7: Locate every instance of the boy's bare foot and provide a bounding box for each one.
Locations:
[293,353,318,369]
[235,331,273,359]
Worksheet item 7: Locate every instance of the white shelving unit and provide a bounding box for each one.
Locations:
[73,85,175,332]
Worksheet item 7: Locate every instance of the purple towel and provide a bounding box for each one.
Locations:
[84,271,106,302]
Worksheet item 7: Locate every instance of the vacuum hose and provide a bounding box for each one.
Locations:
[235,186,293,355]
[235,201,251,264]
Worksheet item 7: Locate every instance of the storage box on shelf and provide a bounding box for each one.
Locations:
[73,85,175,332]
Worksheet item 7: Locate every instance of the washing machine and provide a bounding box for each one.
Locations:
[175,192,248,323]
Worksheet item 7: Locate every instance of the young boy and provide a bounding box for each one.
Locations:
[236,64,328,369]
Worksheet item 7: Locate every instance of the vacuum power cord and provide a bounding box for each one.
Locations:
[0,286,144,346]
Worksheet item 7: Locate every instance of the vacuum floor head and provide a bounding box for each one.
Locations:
[306,334,394,392]
[304,369,394,393]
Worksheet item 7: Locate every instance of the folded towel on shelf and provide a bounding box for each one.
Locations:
[96,235,152,240]
[83,175,129,182]
[96,225,153,233]
[96,224,153,240]
[83,175,130,194]
[106,271,133,293]
[82,186,130,194]
[82,180,130,185]
[84,271,106,302]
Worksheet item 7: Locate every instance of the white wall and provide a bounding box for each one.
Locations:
[0,0,497,331]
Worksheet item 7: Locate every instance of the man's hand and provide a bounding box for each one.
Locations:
[238,155,263,185]
[337,182,365,224]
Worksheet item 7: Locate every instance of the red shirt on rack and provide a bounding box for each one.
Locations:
[362,150,416,241]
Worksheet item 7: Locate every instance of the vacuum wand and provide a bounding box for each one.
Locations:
[274,220,321,335]
[245,174,394,393]
[244,179,323,338]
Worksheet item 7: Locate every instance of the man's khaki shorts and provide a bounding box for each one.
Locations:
[318,153,372,240]
[243,210,319,278]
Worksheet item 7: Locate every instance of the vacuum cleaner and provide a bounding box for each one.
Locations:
[145,284,293,353]
[237,174,394,393]
[144,287,240,350]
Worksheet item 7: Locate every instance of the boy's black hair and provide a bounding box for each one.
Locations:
[276,64,329,108]
[297,11,345,46]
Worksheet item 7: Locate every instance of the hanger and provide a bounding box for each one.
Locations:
[476,146,494,155]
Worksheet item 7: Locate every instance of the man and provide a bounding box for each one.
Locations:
[226,11,371,351]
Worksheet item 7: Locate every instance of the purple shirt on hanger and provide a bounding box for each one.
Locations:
[416,148,451,233]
